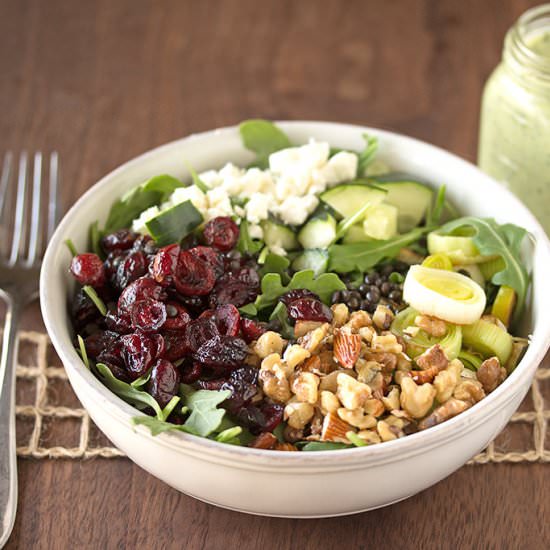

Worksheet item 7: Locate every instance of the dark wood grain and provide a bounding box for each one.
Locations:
[0,0,548,548]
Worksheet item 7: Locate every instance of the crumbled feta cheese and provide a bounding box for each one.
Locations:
[206,187,233,216]
[245,193,271,224]
[321,151,358,186]
[248,223,264,240]
[132,206,160,234]
[276,195,319,226]
[269,141,330,174]
[169,185,208,211]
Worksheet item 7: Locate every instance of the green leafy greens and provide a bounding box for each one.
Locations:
[356,133,379,177]
[328,226,431,273]
[436,217,530,326]
[236,219,264,255]
[239,119,292,169]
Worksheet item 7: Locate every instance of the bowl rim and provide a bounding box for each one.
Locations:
[40,120,550,468]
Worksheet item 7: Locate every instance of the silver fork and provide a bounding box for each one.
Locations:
[0,152,60,548]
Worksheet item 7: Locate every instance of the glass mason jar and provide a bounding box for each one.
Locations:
[478,4,550,234]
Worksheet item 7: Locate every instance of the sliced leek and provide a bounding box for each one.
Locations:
[422,253,453,271]
[453,263,485,287]
[479,256,506,280]
[403,266,486,325]
[427,229,498,265]
[458,349,483,371]
[391,306,462,360]
[491,286,516,328]
[462,318,513,364]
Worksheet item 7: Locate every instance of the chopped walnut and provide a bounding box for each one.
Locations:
[331,303,349,327]
[433,359,463,402]
[260,354,291,403]
[418,398,470,430]
[373,305,394,330]
[347,310,372,330]
[364,398,385,417]
[283,424,304,442]
[283,344,311,369]
[414,314,447,337]
[371,332,403,354]
[261,352,293,378]
[415,344,449,371]
[294,320,323,338]
[382,387,401,411]
[284,401,315,429]
[453,379,485,405]
[319,370,343,392]
[476,357,506,393]
[254,331,285,359]
[250,432,277,449]
[336,373,372,410]
[359,326,375,343]
[367,372,387,399]
[320,390,340,414]
[274,442,298,451]
[377,420,397,442]
[355,359,382,384]
[317,350,339,373]
[290,371,319,404]
[337,407,376,429]
[399,377,436,418]
[299,323,330,353]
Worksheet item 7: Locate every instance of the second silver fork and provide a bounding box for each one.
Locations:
[0,152,60,549]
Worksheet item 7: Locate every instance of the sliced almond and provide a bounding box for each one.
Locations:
[321,412,353,442]
[333,330,361,369]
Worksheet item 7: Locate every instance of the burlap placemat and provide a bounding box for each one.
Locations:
[12,330,550,463]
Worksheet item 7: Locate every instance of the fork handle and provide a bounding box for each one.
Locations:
[0,294,21,548]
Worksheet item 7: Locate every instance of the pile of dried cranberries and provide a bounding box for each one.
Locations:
[69,217,284,433]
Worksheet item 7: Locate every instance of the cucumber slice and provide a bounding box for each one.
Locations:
[374,174,433,232]
[298,214,337,249]
[363,203,398,240]
[319,184,386,219]
[342,224,371,244]
[145,200,203,246]
[262,219,299,251]
[291,249,329,277]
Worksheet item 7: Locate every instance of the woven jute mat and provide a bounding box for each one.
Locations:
[12,330,550,463]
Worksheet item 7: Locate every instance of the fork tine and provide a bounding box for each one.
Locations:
[8,152,28,266]
[26,152,43,265]
[47,151,59,240]
[0,152,13,219]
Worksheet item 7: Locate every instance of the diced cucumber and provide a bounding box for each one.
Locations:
[262,219,299,251]
[341,224,371,244]
[373,174,433,232]
[363,203,398,240]
[291,249,329,277]
[319,184,386,219]
[145,200,203,246]
[298,214,337,249]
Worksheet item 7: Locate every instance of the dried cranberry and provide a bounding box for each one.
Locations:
[236,401,284,434]
[70,253,106,287]
[114,251,147,290]
[163,302,191,331]
[240,318,267,343]
[188,246,224,278]
[220,366,259,413]
[105,310,132,334]
[101,362,131,382]
[209,281,258,308]
[132,234,157,255]
[179,360,203,384]
[197,378,225,391]
[151,333,166,359]
[287,298,333,322]
[84,331,119,359]
[174,250,216,296]
[280,289,319,306]
[151,244,180,287]
[120,332,157,379]
[162,330,188,362]
[130,299,167,331]
[146,359,181,408]
[101,229,138,252]
[72,288,101,328]
[213,304,241,336]
[97,340,124,367]
[258,401,285,432]
[183,318,220,353]
[194,335,248,370]
[118,277,166,317]
[175,293,206,314]
[180,233,200,250]
[235,267,260,287]
[203,216,239,251]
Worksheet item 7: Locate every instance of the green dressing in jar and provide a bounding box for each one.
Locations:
[478,4,550,233]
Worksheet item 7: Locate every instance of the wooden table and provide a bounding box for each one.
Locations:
[1,0,548,548]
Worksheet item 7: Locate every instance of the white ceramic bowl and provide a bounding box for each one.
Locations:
[40,122,550,518]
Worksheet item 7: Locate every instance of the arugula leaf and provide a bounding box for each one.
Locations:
[254,269,346,310]
[130,370,151,389]
[328,226,430,273]
[334,200,373,242]
[299,441,352,451]
[89,221,104,259]
[95,363,163,418]
[236,219,264,255]
[436,217,529,325]
[239,303,258,317]
[77,335,89,369]
[356,133,379,177]
[82,285,107,316]
[180,386,231,437]
[64,239,78,257]
[259,252,291,278]
[132,415,193,436]
[269,302,294,339]
[426,185,447,226]
[182,161,209,193]
[215,426,243,443]
[346,431,367,447]
[239,119,292,169]
[141,174,184,201]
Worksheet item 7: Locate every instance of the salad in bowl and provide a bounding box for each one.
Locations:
[66,120,530,452]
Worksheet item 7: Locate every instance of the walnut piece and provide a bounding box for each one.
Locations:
[399,377,436,418]
[320,391,340,414]
[336,373,372,410]
[284,401,315,429]
[372,305,394,330]
[254,331,285,359]
[337,408,376,429]
[415,344,449,371]
[299,323,330,353]
[290,372,319,404]
[414,314,447,337]
[418,398,470,430]
[476,357,506,393]
[433,359,463,402]
[453,379,485,405]
[283,344,311,369]
[331,303,350,327]
[371,333,403,354]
